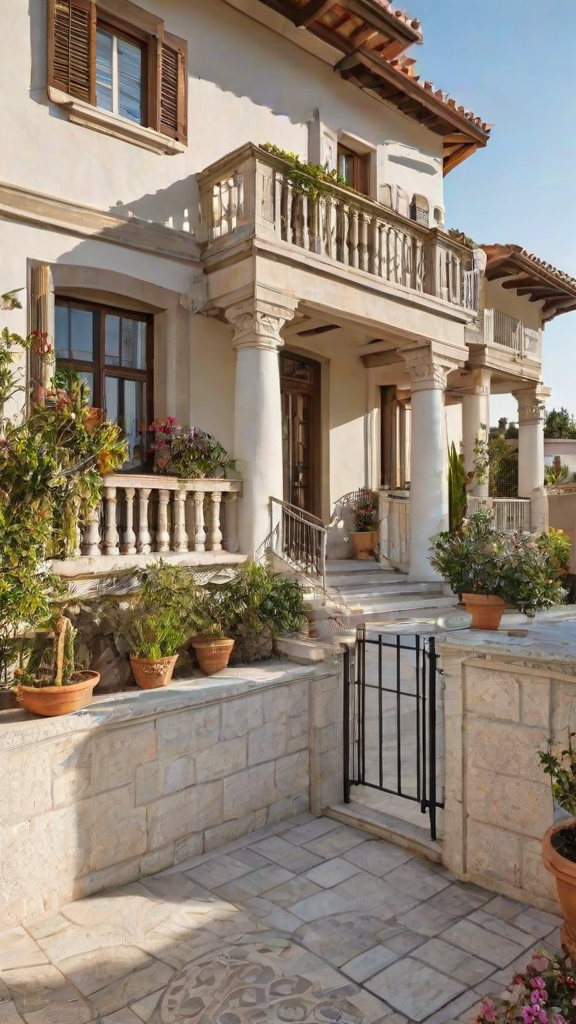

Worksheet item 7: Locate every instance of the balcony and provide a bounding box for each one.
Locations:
[479,309,542,362]
[198,144,479,312]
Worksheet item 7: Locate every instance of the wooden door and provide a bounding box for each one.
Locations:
[281,352,320,515]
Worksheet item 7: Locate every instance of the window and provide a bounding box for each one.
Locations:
[47,0,187,144]
[337,143,370,195]
[55,299,153,470]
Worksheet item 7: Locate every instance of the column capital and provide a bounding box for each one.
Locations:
[225,298,297,351]
[513,384,551,424]
[400,343,463,392]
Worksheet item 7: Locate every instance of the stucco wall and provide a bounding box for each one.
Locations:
[485,280,543,331]
[0,657,343,929]
[2,0,444,228]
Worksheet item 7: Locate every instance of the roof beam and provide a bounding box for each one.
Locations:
[543,297,576,316]
[294,0,338,26]
[501,276,539,290]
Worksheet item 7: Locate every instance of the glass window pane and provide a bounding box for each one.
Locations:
[118,37,142,124]
[121,319,146,369]
[105,376,119,424]
[124,379,146,468]
[104,315,120,366]
[96,29,113,112]
[78,371,94,403]
[69,308,94,362]
[55,305,69,358]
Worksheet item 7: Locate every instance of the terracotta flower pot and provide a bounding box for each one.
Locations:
[351,530,378,560]
[192,638,235,675]
[130,655,178,690]
[462,593,505,630]
[543,821,576,957]
[17,670,100,717]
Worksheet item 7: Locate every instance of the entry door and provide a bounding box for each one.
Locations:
[281,352,320,515]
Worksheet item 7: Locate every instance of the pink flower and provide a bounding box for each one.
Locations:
[531,978,547,990]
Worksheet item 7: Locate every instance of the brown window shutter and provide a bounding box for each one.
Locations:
[47,0,96,104]
[159,32,188,144]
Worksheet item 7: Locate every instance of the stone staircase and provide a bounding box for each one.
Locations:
[306,558,457,639]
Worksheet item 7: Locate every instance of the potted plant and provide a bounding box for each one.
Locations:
[350,489,379,559]
[150,417,236,478]
[540,735,576,957]
[216,563,305,664]
[430,509,565,630]
[121,606,193,689]
[16,614,99,716]
[474,951,576,1024]
[190,589,235,675]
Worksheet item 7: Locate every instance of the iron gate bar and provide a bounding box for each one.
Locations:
[343,626,445,842]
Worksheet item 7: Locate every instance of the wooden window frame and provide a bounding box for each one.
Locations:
[55,297,154,468]
[47,0,188,150]
[337,143,370,196]
[280,351,321,517]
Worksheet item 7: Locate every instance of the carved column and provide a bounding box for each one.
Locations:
[461,368,491,497]
[402,344,462,582]
[226,297,297,558]
[28,262,56,405]
[513,384,551,533]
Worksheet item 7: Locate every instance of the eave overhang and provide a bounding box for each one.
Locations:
[482,244,576,323]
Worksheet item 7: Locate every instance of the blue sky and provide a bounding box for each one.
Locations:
[412,0,576,424]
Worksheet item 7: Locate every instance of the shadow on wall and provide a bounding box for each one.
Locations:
[326,489,367,559]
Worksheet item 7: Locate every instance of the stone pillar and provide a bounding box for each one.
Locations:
[514,384,551,533]
[28,262,56,405]
[226,298,297,558]
[403,345,461,582]
[462,368,491,497]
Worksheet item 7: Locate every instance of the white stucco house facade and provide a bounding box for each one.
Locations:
[3,0,576,589]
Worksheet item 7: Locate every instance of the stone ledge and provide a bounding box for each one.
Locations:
[0,659,338,751]
[439,613,576,676]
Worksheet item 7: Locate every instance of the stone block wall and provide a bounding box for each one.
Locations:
[0,658,343,929]
[439,632,576,911]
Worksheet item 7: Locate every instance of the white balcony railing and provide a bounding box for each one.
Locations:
[467,496,531,533]
[379,490,410,573]
[482,309,542,362]
[199,145,479,312]
[77,475,241,560]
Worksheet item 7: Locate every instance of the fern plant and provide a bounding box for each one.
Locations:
[120,607,193,659]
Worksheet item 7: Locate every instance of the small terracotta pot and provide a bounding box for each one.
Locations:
[192,638,235,675]
[462,593,505,630]
[17,671,100,717]
[351,530,378,560]
[543,821,576,957]
[130,655,178,690]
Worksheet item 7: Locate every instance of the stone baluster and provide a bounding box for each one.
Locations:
[282,181,293,244]
[325,197,336,260]
[157,489,170,553]
[402,233,412,288]
[414,238,425,291]
[137,487,152,554]
[336,203,347,264]
[309,198,320,254]
[103,487,120,555]
[209,492,223,552]
[378,223,387,279]
[122,487,137,554]
[349,209,359,268]
[293,194,304,248]
[368,216,379,275]
[223,492,239,554]
[359,212,369,272]
[82,504,102,557]
[193,491,206,552]
[301,194,309,250]
[172,490,188,552]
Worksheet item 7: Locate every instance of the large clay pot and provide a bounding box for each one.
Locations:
[462,593,505,630]
[351,530,378,560]
[130,655,178,690]
[17,670,100,717]
[543,821,576,957]
[192,638,235,675]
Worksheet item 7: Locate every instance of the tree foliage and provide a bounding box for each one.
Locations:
[544,407,576,439]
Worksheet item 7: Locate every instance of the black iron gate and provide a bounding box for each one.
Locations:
[343,626,444,840]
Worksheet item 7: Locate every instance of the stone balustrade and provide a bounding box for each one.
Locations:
[198,144,479,311]
[78,475,241,560]
[481,308,542,362]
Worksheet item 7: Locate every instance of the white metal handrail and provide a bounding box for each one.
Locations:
[270,497,327,592]
[467,496,531,533]
[77,474,242,559]
[482,309,542,361]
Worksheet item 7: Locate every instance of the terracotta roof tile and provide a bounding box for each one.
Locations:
[388,54,492,134]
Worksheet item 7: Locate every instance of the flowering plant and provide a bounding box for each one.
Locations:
[475,952,576,1024]
[150,418,235,479]
[351,489,378,532]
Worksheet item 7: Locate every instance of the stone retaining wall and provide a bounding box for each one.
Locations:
[0,657,343,929]
[439,621,576,911]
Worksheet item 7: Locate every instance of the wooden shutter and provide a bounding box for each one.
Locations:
[159,32,187,143]
[47,0,96,104]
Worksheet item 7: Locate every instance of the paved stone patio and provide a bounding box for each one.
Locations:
[0,814,562,1024]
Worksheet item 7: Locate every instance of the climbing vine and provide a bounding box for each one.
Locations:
[260,143,355,201]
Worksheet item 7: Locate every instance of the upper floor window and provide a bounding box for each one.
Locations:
[337,143,369,195]
[47,0,187,145]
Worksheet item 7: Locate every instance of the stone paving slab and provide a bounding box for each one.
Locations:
[0,814,562,1024]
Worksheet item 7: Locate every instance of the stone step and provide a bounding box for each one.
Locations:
[326,801,442,862]
[330,582,441,600]
[326,572,408,588]
[339,596,457,625]
[325,560,383,574]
